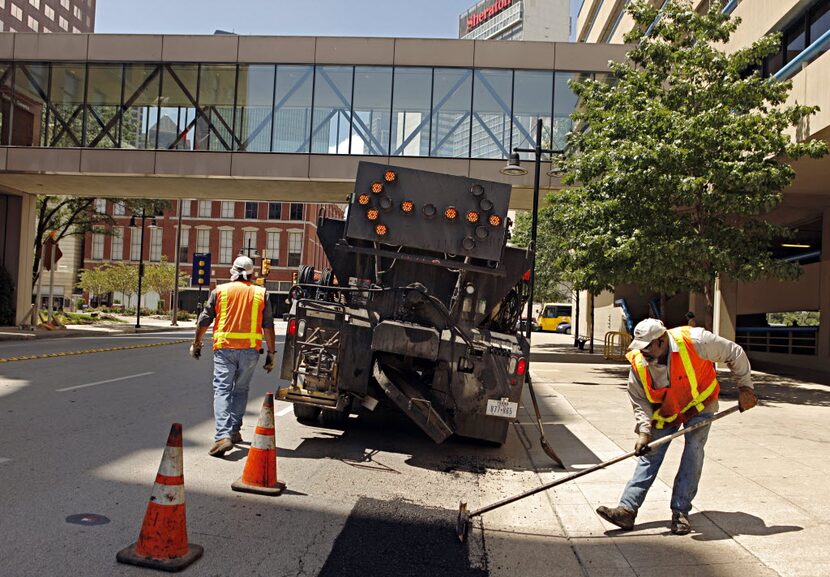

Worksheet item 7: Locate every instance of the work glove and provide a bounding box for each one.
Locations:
[189,341,202,360]
[634,432,652,456]
[738,387,757,412]
[263,351,275,373]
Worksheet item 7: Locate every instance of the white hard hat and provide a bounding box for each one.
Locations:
[230,255,254,279]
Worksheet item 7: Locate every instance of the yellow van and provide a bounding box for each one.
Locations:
[537,302,573,332]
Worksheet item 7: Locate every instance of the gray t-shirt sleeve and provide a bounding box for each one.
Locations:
[197,290,218,327]
[627,368,654,436]
[261,292,274,329]
[693,328,753,389]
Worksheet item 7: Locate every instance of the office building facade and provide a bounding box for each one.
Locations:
[459,0,570,41]
[0,0,94,33]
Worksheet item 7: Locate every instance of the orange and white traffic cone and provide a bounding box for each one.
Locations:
[116,423,203,571]
[231,393,286,496]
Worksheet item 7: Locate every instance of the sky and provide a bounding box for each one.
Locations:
[97,0,580,40]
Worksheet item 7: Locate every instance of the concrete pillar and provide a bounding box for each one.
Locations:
[15,192,36,326]
[713,275,737,341]
[817,207,830,359]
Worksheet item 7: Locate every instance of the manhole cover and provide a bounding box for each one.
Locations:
[65,513,110,526]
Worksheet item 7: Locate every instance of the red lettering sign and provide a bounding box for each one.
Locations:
[466,0,514,32]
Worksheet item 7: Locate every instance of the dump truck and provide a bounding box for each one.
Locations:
[278,161,533,445]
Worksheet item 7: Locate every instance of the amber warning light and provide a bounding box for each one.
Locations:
[358,194,371,205]
[371,182,384,194]
[384,170,397,183]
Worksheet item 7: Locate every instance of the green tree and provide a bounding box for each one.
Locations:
[510,210,571,303]
[32,197,167,289]
[544,0,827,326]
[144,257,188,312]
[76,266,111,304]
[105,262,139,307]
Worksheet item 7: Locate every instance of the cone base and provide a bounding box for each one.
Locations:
[231,478,286,496]
[116,543,204,572]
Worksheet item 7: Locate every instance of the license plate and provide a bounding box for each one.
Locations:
[486,398,518,419]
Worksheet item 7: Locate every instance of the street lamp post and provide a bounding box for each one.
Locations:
[500,118,563,345]
[129,208,157,329]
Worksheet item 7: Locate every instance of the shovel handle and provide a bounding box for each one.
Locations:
[468,404,741,519]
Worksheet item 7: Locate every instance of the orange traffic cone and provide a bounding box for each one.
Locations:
[231,393,286,496]
[116,423,203,571]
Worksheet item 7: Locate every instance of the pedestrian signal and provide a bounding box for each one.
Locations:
[260,258,271,276]
[191,253,212,287]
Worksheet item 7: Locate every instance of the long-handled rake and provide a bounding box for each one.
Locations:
[456,404,741,542]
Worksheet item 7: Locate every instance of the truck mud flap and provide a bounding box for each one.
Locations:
[373,361,453,444]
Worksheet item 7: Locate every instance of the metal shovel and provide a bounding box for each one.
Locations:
[456,404,741,542]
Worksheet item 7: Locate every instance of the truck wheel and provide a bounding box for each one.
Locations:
[319,408,348,428]
[293,404,321,424]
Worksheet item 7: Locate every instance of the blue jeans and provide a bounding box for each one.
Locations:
[619,411,713,515]
[212,348,259,441]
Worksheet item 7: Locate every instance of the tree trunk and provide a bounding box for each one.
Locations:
[703,280,715,332]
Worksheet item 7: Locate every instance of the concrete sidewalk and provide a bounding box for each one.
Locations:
[484,332,828,577]
[0,314,197,341]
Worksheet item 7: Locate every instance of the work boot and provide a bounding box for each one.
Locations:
[230,431,243,444]
[671,511,691,535]
[596,505,636,530]
[208,438,233,457]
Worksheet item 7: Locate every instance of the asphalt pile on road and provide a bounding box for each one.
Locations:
[318,497,487,577]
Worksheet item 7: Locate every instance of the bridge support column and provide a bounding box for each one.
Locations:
[15,192,36,327]
[818,208,830,360]
[713,275,737,342]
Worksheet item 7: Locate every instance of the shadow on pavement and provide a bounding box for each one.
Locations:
[694,510,803,541]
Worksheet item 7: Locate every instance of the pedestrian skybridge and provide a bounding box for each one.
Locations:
[0,33,627,208]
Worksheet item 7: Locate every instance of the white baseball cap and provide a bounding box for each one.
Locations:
[628,318,667,350]
[230,255,254,279]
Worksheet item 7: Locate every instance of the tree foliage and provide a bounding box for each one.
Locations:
[542,0,827,322]
[33,197,167,288]
[510,211,571,303]
[144,257,188,302]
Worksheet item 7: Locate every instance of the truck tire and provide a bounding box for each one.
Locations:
[293,404,321,424]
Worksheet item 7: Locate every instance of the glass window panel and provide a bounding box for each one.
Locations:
[219,229,233,264]
[149,227,162,261]
[237,65,275,152]
[810,1,830,47]
[85,64,122,148]
[430,68,472,158]
[785,23,806,63]
[111,227,123,260]
[287,231,302,267]
[120,64,161,150]
[471,68,513,159]
[553,72,588,151]
[197,229,210,253]
[199,64,238,151]
[10,62,49,146]
[198,200,212,217]
[268,202,282,219]
[47,63,86,148]
[350,66,392,155]
[290,203,303,220]
[243,230,257,251]
[181,200,191,217]
[158,64,198,150]
[273,65,313,153]
[221,201,234,218]
[178,227,188,262]
[266,231,280,264]
[512,70,553,159]
[130,227,141,260]
[311,66,353,154]
[391,67,432,157]
[245,202,258,219]
[91,233,104,260]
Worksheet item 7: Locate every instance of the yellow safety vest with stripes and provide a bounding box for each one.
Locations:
[212,281,266,350]
[625,326,720,429]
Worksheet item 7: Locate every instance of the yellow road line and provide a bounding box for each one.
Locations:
[0,339,190,364]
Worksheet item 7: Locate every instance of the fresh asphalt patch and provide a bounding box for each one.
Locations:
[318,497,487,577]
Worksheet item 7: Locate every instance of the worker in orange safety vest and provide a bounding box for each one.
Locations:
[596,318,757,535]
[190,256,277,457]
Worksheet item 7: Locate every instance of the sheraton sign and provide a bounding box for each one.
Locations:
[462,0,515,33]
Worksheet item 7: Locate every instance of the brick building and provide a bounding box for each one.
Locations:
[83,199,343,316]
[0,0,95,33]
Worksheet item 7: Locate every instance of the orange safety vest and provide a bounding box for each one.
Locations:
[212,281,266,350]
[625,326,720,429]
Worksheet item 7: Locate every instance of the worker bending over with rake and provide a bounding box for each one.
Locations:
[597,318,757,535]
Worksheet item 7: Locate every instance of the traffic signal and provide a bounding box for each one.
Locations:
[260,258,271,276]
[191,253,212,287]
[292,271,298,284]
